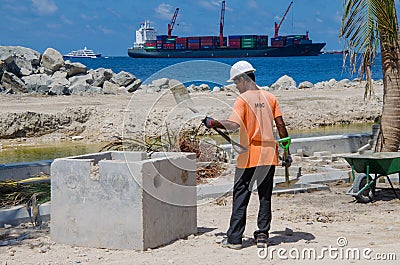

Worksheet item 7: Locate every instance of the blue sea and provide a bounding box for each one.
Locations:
[68,54,383,88]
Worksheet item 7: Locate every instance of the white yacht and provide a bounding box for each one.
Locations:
[63,47,101,58]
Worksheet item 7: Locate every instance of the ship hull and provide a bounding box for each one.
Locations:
[128,43,326,58]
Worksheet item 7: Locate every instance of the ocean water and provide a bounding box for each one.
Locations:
[68,54,383,88]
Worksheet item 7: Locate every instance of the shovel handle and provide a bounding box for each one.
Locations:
[278,137,291,151]
[214,128,247,154]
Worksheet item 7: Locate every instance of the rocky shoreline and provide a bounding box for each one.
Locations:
[0,46,383,144]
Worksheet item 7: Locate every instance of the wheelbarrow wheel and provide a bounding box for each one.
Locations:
[353,173,375,203]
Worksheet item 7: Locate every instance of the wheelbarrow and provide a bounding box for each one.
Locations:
[343,152,400,203]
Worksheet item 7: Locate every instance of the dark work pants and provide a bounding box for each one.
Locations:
[226,165,275,244]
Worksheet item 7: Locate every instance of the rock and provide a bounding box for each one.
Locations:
[103,80,121,94]
[187,84,195,92]
[126,79,142,92]
[69,73,94,87]
[212,86,221,92]
[49,85,70,95]
[91,68,113,87]
[317,216,329,223]
[198,84,210,91]
[328,78,337,87]
[41,48,64,73]
[111,71,136,87]
[151,78,169,90]
[48,71,70,95]
[0,46,41,76]
[146,87,155,94]
[1,71,27,92]
[271,75,296,90]
[0,56,22,77]
[69,84,101,94]
[338,79,351,87]
[298,81,314,89]
[22,74,52,94]
[65,61,87,77]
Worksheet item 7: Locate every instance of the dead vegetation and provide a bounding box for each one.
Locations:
[0,174,51,208]
[100,126,228,184]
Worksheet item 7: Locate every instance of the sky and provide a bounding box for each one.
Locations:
[1,0,345,56]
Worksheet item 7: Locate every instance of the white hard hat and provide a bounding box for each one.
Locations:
[227,60,256,82]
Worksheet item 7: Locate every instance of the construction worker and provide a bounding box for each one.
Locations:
[203,60,291,249]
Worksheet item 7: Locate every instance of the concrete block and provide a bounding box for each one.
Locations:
[291,133,372,155]
[0,160,52,181]
[313,151,332,157]
[50,151,197,250]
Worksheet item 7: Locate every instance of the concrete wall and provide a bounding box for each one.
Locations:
[50,151,197,250]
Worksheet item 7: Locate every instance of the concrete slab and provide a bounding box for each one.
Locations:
[296,170,351,185]
[0,160,52,181]
[0,202,50,228]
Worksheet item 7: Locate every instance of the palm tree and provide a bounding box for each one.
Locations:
[340,0,400,151]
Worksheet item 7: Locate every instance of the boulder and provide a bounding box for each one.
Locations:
[91,68,113,87]
[212,86,221,92]
[49,71,70,95]
[69,84,101,94]
[271,75,296,90]
[49,85,70,96]
[298,81,314,89]
[1,71,27,93]
[198,84,210,91]
[151,78,169,90]
[103,80,121,94]
[41,48,64,73]
[328,78,337,87]
[0,56,21,77]
[69,73,94,87]
[64,61,87,77]
[111,71,136,87]
[22,74,52,94]
[126,79,142,92]
[0,46,41,76]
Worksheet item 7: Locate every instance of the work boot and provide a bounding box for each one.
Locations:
[256,233,268,248]
[220,238,243,250]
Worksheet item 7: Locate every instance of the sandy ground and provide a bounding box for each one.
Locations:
[1,84,399,264]
[0,83,382,147]
[1,183,399,265]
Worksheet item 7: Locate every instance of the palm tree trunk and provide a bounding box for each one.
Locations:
[377,4,400,152]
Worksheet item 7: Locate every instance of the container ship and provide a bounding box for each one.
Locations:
[127,1,326,58]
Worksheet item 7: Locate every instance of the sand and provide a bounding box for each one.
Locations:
[1,183,399,264]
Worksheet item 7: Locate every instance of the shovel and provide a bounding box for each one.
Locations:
[278,137,292,187]
[170,84,247,154]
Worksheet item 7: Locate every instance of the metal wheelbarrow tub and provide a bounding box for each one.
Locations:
[343,152,400,203]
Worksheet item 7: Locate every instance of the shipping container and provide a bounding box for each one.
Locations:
[162,43,175,49]
[271,41,285,47]
[188,43,200,49]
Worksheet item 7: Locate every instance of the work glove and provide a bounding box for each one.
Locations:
[282,154,292,168]
[202,116,215,129]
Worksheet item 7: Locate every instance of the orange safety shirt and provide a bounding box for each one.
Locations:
[228,89,282,168]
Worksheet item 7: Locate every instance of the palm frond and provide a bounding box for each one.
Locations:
[340,0,398,98]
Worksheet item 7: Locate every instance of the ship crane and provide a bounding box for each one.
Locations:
[219,1,226,47]
[168,8,179,38]
[274,1,293,38]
